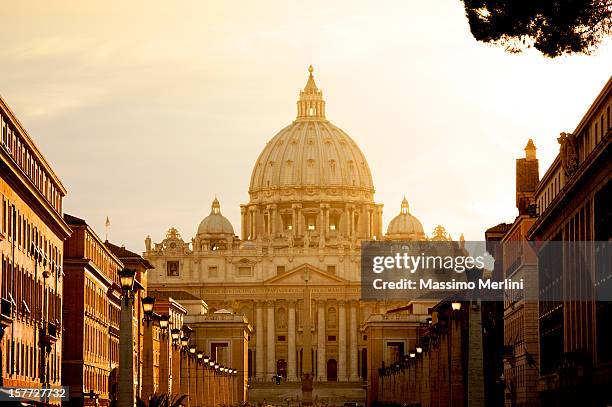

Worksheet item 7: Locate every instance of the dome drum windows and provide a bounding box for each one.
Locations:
[281,212,294,232]
[303,211,318,231]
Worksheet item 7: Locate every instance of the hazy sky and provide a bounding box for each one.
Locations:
[1,1,610,252]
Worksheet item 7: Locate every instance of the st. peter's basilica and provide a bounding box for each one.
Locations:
[144,66,460,404]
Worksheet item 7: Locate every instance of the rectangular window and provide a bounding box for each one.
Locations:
[208,266,218,277]
[276,266,285,275]
[238,266,252,277]
[277,335,286,342]
[327,335,336,342]
[166,261,180,276]
[326,265,336,274]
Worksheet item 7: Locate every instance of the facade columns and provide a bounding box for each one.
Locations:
[255,302,264,379]
[240,206,247,241]
[270,204,277,237]
[316,300,326,381]
[266,300,276,379]
[287,301,297,381]
[349,300,359,381]
[338,301,347,381]
[376,205,383,239]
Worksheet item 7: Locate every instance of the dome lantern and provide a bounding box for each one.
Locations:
[297,65,326,120]
[197,198,235,237]
[385,196,426,241]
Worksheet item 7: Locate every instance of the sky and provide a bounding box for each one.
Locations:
[0,1,610,252]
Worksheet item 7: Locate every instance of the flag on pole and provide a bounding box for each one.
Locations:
[105,216,111,241]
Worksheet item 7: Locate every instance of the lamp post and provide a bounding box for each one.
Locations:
[210,359,216,407]
[118,268,136,407]
[196,351,203,407]
[141,296,156,398]
[180,336,191,404]
[189,345,197,406]
[203,355,210,407]
[158,315,170,394]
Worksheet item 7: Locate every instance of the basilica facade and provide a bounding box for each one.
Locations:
[144,67,456,403]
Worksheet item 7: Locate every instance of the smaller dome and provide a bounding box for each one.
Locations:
[197,198,235,236]
[386,197,425,240]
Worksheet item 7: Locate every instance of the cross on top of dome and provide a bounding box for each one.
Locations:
[297,65,326,120]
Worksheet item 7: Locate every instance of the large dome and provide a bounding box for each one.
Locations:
[249,66,374,198]
[197,198,235,236]
[386,197,426,240]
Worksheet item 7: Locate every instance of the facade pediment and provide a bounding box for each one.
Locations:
[264,263,349,285]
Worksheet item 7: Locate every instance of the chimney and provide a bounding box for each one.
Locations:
[516,139,539,214]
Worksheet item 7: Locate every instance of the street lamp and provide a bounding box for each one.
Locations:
[118,268,137,407]
[451,301,462,311]
[159,315,170,330]
[410,352,416,358]
[197,350,204,361]
[189,344,197,356]
[119,268,136,296]
[171,328,181,343]
[142,296,156,320]
[180,336,189,348]
[416,346,423,354]
[204,355,210,364]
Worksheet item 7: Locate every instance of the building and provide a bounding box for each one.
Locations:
[497,140,540,407]
[62,214,123,406]
[528,76,611,405]
[0,95,71,397]
[144,66,463,405]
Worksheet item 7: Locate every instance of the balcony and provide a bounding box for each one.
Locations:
[40,322,58,346]
[0,297,13,328]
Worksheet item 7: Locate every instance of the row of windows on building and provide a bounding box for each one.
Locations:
[84,364,113,396]
[5,337,61,383]
[1,195,63,273]
[0,112,63,214]
[1,255,61,323]
[84,276,119,324]
[84,231,121,285]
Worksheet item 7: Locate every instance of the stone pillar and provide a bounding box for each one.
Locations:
[271,204,277,237]
[142,322,154,398]
[266,300,276,379]
[345,205,351,238]
[287,301,297,381]
[349,301,359,381]
[255,302,264,379]
[172,344,181,394]
[240,206,247,241]
[180,354,190,404]
[376,205,383,239]
[316,300,326,381]
[338,301,347,381]
[119,297,135,407]
[324,205,330,237]
[159,331,170,394]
